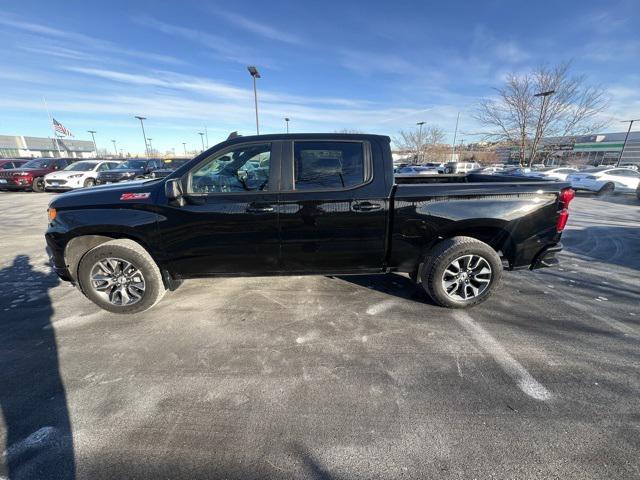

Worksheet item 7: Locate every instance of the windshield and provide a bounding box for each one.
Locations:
[581,167,608,173]
[116,160,147,169]
[23,159,53,169]
[63,162,97,171]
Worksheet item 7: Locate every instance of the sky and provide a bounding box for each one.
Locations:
[0,0,639,155]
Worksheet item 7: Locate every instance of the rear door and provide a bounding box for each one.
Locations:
[278,139,388,273]
[159,141,282,276]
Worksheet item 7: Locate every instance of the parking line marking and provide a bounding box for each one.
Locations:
[453,311,552,401]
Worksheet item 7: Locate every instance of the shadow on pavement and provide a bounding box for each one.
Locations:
[0,255,75,480]
[562,225,640,272]
[336,272,435,305]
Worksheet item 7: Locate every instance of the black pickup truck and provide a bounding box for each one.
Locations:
[45,133,574,314]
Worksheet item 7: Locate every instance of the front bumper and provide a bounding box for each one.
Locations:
[46,236,73,282]
[0,178,33,189]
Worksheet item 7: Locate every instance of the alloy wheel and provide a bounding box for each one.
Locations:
[441,254,492,301]
[89,257,146,306]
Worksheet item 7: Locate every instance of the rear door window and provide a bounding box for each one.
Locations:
[293,141,366,190]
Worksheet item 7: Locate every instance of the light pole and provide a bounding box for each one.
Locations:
[285,117,290,133]
[247,66,261,135]
[198,132,205,151]
[416,121,425,164]
[451,112,460,162]
[87,130,98,157]
[111,139,118,156]
[182,142,187,156]
[135,116,149,157]
[147,138,153,156]
[617,119,640,167]
[529,90,555,166]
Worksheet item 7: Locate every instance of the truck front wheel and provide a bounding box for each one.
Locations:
[77,239,165,314]
[421,236,502,308]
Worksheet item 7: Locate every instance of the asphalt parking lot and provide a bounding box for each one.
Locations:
[1,191,639,479]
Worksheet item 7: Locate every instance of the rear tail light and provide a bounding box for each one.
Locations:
[556,187,575,232]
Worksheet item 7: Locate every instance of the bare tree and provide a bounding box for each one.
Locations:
[474,62,609,166]
[394,125,446,163]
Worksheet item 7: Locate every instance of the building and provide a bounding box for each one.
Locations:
[489,131,640,166]
[0,135,96,159]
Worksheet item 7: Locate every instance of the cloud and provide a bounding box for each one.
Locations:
[215,11,305,45]
[338,49,418,75]
[0,13,184,65]
[133,15,263,66]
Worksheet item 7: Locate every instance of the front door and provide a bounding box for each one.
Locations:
[159,141,281,276]
[278,140,388,273]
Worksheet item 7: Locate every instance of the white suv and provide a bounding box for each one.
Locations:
[44,160,121,191]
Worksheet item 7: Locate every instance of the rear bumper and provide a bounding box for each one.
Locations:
[529,243,563,270]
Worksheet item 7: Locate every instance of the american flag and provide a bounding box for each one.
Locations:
[52,118,73,137]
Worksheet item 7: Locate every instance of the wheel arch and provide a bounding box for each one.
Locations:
[64,233,173,288]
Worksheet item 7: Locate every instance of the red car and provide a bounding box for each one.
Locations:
[0,158,72,192]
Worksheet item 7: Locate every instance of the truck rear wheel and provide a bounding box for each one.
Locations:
[421,236,502,308]
[77,239,165,314]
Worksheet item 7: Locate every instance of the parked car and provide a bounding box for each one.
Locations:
[0,157,72,192]
[395,165,439,175]
[0,159,30,170]
[152,158,192,179]
[95,159,164,184]
[567,167,640,195]
[528,167,578,181]
[44,160,121,192]
[46,133,573,314]
[438,162,481,174]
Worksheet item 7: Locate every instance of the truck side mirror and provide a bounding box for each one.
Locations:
[165,179,185,206]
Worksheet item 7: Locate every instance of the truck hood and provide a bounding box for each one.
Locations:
[49,178,162,209]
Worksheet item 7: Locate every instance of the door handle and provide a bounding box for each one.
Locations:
[353,202,382,212]
[246,205,274,213]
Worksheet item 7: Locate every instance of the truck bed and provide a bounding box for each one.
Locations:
[388,174,568,273]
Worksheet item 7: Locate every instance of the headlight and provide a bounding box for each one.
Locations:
[68,174,83,178]
[13,171,30,176]
[122,172,134,177]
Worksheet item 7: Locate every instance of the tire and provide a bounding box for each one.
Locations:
[421,236,502,308]
[83,178,95,188]
[32,177,45,192]
[597,182,615,196]
[77,239,165,314]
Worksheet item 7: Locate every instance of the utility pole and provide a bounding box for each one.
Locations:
[111,139,118,156]
[617,119,639,167]
[198,132,205,151]
[248,66,261,135]
[529,90,555,167]
[87,130,98,158]
[204,125,209,148]
[285,117,290,133]
[451,112,460,162]
[147,138,153,156]
[182,142,187,156]
[135,116,149,157]
[416,121,425,164]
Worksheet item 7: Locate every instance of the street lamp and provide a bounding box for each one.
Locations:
[182,142,187,156]
[247,66,261,135]
[416,121,425,163]
[135,116,149,157]
[87,130,98,158]
[147,138,153,156]
[617,119,640,167]
[529,90,555,166]
[285,117,290,133]
[451,112,460,162]
[198,132,205,151]
[111,139,118,156]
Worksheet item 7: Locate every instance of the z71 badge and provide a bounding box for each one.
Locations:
[120,192,151,201]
